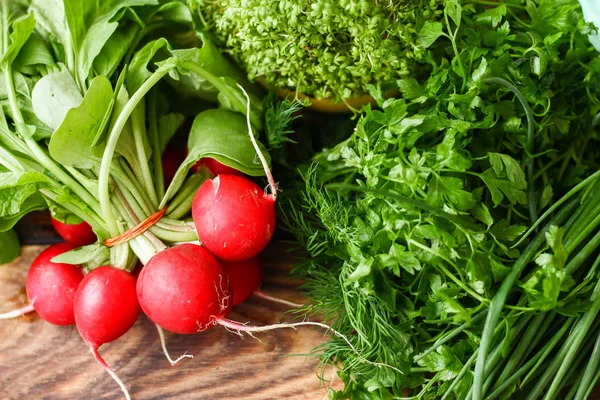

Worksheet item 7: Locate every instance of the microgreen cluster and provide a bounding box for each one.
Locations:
[195,0,444,101]
[283,0,600,398]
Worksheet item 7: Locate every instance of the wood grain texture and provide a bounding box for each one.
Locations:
[3,245,600,399]
[0,245,341,400]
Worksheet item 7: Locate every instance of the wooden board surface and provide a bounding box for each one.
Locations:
[3,242,600,399]
[0,245,341,400]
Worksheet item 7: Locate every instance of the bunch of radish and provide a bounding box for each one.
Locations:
[0,2,355,398]
[0,96,302,400]
[1,7,369,391]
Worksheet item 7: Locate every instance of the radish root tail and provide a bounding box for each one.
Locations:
[237,84,277,199]
[156,324,193,366]
[215,317,403,375]
[0,303,35,319]
[253,291,303,308]
[91,346,131,400]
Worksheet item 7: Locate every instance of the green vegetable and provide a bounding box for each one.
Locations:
[0,0,270,267]
[0,229,20,264]
[282,0,600,398]
[194,0,444,101]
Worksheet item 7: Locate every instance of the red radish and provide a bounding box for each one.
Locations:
[136,240,391,374]
[74,266,140,400]
[75,266,139,346]
[222,257,263,306]
[222,256,303,308]
[192,174,276,261]
[192,157,244,176]
[137,244,232,334]
[162,146,186,186]
[0,242,84,324]
[192,87,278,262]
[51,216,97,247]
[139,88,398,379]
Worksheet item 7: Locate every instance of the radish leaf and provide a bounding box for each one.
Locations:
[49,76,113,168]
[161,109,269,206]
[0,229,19,265]
[51,242,110,270]
[31,69,83,130]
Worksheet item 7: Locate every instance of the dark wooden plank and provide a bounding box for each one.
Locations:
[13,211,63,245]
[0,245,341,400]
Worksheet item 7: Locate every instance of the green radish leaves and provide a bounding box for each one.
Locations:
[168,45,264,129]
[13,31,56,71]
[0,171,48,231]
[0,229,20,265]
[187,109,269,175]
[127,37,263,129]
[28,0,72,59]
[31,70,83,130]
[161,109,270,206]
[127,38,172,94]
[48,76,113,168]
[49,201,84,225]
[51,242,110,271]
[158,112,185,154]
[1,12,35,67]
[0,171,48,216]
[92,23,139,78]
[62,0,158,84]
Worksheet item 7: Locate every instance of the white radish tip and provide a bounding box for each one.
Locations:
[0,303,36,319]
[156,324,194,366]
[91,347,131,400]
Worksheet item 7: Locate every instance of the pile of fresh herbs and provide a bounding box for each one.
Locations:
[193,0,444,101]
[281,0,600,398]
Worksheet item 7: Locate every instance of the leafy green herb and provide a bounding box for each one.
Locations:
[282,0,600,398]
[264,93,306,150]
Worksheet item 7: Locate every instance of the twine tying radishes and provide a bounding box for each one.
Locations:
[103,206,169,247]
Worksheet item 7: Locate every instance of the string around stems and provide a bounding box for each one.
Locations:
[104,206,168,247]
[215,317,403,375]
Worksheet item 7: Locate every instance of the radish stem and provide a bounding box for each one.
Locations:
[0,303,35,319]
[155,324,193,366]
[216,317,403,375]
[91,347,131,400]
[131,102,158,208]
[98,66,173,237]
[147,90,165,200]
[238,84,277,199]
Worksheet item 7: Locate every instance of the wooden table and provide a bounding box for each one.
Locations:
[0,245,340,400]
[3,211,600,399]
